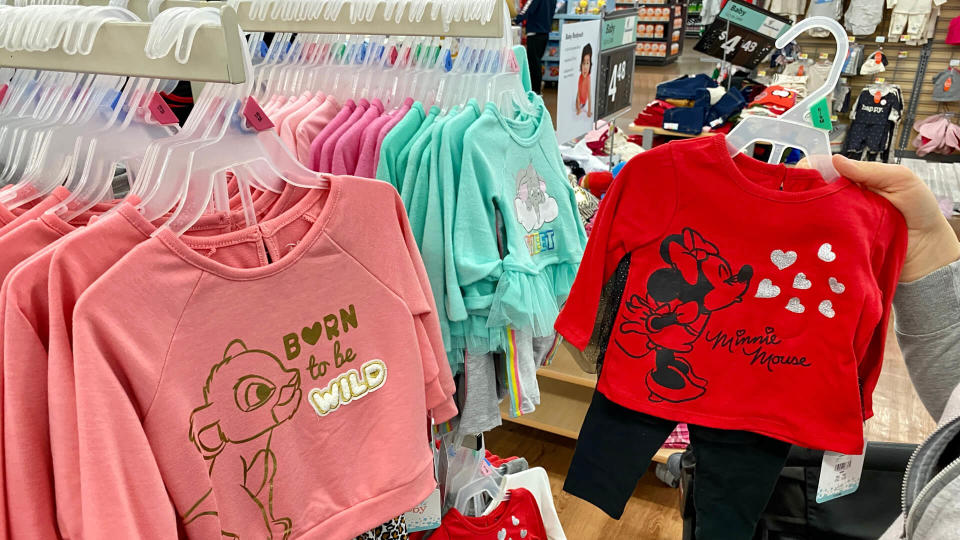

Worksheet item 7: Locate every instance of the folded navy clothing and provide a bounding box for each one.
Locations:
[662,105,707,135]
[656,73,718,100]
[705,88,746,127]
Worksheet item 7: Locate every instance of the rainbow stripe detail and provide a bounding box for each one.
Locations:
[505,327,524,417]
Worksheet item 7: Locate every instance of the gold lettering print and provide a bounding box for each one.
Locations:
[308,359,388,417]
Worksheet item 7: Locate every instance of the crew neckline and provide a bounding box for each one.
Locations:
[710,134,852,202]
[446,489,528,535]
[155,177,340,280]
[488,94,545,147]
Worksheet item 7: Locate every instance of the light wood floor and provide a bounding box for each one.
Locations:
[486,322,935,540]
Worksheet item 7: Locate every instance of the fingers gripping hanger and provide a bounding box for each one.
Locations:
[725,16,845,181]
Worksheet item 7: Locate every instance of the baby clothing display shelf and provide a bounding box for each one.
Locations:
[634,0,686,66]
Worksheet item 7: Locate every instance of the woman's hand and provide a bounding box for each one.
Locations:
[833,154,960,282]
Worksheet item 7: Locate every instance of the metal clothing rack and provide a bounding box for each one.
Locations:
[1,0,504,83]
[0,5,248,82]
[81,0,505,36]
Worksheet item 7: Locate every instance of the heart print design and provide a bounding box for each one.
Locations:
[829,277,845,294]
[771,249,798,270]
[301,322,324,345]
[792,272,812,290]
[819,300,835,318]
[512,516,520,526]
[521,530,528,538]
[786,297,805,313]
[818,243,836,262]
[498,528,507,540]
[755,279,780,298]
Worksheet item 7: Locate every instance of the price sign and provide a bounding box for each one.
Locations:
[694,0,792,69]
[875,36,886,43]
[898,51,909,59]
[818,52,829,60]
[596,44,635,120]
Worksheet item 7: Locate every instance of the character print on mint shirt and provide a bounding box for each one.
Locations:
[186,339,302,539]
[514,163,559,234]
[615,228,753,403]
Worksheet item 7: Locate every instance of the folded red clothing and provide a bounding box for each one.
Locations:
[633,112,665,127]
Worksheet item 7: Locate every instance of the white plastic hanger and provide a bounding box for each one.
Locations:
[726,16,845,181]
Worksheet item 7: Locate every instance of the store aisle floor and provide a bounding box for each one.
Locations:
[486,423,684,540]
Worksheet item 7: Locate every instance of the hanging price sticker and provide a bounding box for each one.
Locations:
[816,450,866,503]
[901,35,912,41]
[242,97,275,131]
[848,35,856,42]
[403,489,442,532]
[818,52,829,60]
[875,77,886,84]
[899,51,909,59]
[693,0,792,69]
[798,53,809,60]
[147,93,179,125]
[810,97,832,130]
[950,59,959,67]
[757,70,767,77]
[875,36,886,43]
[830,114,839,122]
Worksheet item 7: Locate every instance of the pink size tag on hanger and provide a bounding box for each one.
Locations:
[507,51,519,73]
[0,84,9,106]
[148,93,180,125]
[242,96,275,131]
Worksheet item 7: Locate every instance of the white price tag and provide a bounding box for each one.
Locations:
[403,489,442,532]
[663,122,679,130]
[875,36,885,43]
[816,450,865,503]
[951,59,960,67]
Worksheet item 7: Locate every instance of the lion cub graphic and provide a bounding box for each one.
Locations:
[184,339,302,539]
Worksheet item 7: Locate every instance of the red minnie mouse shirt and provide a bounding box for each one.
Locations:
[556,135,907,454]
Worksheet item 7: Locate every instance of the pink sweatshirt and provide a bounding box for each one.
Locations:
[353,98,412,179]
[0,187,70,238]
[44,204,257,539]
[369,99,416,179]
[309,99,357,171]
[295,96,340,165]
[271,92,312,130]
[279,93,324,152]
[331,98,384,175]
[72,178,455,539]
[317,99,370,174]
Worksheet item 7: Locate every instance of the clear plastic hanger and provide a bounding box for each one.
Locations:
[150,6,331,236]
[725,16,844,182]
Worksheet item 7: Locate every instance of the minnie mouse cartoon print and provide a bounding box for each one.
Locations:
[615,228,753,403]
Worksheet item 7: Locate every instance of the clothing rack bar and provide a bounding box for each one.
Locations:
[0,5,248,83]
[103,0,505,37]
[231,0,504,37]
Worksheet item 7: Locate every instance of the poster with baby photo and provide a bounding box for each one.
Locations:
[556,19,601,143]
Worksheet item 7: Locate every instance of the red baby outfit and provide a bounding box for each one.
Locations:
[555,135,907,454]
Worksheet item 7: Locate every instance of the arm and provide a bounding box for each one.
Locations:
[514,0,540,25]
[833,155,960,421]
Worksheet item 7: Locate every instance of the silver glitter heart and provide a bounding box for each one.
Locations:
[786,297,805,313]
[512,516,520,526]
[755,279,780,298]
[793,272,812,290]
[498,528,507,540]
[818,243,836,262]
[521,530,528,538]
[771,249,797,270]
[829,277,845,294]
[819,300,835,318]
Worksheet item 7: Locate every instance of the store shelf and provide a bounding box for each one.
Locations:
[555,13,603,20]
[501,377,592,439]
[542,55,560,62]
[635,35,669,41]
[537,342,598,389]
[549,31,560,40]
[626,124,717,137]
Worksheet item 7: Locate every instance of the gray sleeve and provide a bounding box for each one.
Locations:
[893,259,960,421]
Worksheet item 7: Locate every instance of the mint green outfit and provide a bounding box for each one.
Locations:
[454,96,587,338]
[513,45,532,93]
[375,102,424,189]
[394,105,439,195]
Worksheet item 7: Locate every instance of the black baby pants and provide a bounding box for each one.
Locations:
[565,391,791,539]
